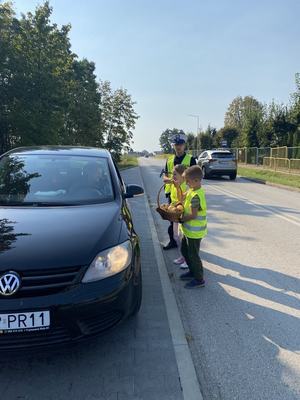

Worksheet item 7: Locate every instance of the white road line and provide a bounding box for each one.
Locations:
[139,167,204,400]
[206,183,300,227]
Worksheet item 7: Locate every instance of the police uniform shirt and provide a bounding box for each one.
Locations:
[164,153,197,175]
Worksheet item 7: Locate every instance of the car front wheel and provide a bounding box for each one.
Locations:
[229,172,237,180]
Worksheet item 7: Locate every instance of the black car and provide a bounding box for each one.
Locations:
[0,146,144,350]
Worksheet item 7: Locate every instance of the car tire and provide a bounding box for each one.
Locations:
[229,172,237,180]
[202,166,210,179]
[131,270,142,316]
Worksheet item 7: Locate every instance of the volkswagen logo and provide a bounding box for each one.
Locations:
[0,272,21,296]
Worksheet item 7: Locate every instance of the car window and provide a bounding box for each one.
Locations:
[211,152,234,159]
[199,152,207,158]
[0,154,114,206]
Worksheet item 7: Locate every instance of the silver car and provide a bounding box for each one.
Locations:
[198,149,237,180]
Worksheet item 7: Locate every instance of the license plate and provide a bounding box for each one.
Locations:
[0,311,50,333]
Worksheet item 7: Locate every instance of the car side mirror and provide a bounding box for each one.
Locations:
[124,184,144,199]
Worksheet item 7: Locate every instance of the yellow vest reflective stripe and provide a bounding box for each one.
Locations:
[170,182,187,204]
[181,188,207,239]
[165,155,175,194]
[164,154,192,194]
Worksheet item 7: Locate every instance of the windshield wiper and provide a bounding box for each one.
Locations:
[0,202,74,207]
[33,202,75,206]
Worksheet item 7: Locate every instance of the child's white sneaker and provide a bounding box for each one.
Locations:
[180,262,189,269]
[173,257,185,265]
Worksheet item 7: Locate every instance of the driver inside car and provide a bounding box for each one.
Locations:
[69,161,110,199]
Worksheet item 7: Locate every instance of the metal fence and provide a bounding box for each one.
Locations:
[263,157,300,172]
[188,146,300,174]
[233,147,272,165]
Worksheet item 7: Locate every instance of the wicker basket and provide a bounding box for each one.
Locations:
[156,185,183,222]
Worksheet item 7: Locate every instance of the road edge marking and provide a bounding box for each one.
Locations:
[139,167,204,400]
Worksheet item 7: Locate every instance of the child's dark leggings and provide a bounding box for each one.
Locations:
[181,236,203,281]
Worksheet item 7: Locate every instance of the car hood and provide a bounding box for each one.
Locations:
[0,203,123,270]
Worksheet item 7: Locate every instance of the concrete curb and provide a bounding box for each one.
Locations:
[139,168,204,400]
[118,165,138,171]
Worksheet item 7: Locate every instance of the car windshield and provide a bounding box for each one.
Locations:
[211,152,234,159]
[0,154,114,206]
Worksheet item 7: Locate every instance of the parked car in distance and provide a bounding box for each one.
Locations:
[198,149,237,180]
[0,146,144,350]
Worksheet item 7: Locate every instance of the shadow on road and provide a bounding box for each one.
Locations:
[207,192,300,219]
[202,251,300,315]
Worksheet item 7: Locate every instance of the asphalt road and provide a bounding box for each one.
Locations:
[139,157,300,400]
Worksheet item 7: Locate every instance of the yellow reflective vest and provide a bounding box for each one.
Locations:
[165,154,192,194]
[170,182,187,204]
[181,187,207,239]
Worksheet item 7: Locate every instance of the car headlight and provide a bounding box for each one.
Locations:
[82,241,132,283]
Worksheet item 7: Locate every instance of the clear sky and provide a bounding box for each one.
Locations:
[11,0,300,151]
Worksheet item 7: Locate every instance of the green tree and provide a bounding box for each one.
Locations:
[289,73,300,153]
[99,81,139,161]
[224,96,264,147]
[199,133,213,150]
[262,102,296,147]
[13,2,75,147]
[0,2,77,151]
[216,127,239,148]
[62,59,102,146]
[205,124,217,148]
[186,132,195,150]
[0,2,20,153]
[241,108,262,147]
[224,96,244,133]
[0,2,138,158]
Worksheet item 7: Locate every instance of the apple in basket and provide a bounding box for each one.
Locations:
[167,204,183,213]
[176,204,184,212]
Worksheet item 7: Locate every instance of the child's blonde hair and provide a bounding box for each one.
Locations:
[184,165,203,180]
[174,164,187,175]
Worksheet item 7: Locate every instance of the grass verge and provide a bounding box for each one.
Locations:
[118,155,138,170]
[154,153,172,159]
[238,165,300,189]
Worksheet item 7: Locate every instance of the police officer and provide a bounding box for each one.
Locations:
[162,133,197,250]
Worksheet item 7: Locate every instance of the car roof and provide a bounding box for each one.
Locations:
[209,149,232,153]
[3,146,111,158]
[200,149,232,154]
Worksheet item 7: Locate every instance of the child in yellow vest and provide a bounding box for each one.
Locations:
[178,165,207,288]
[170,165,188,269]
